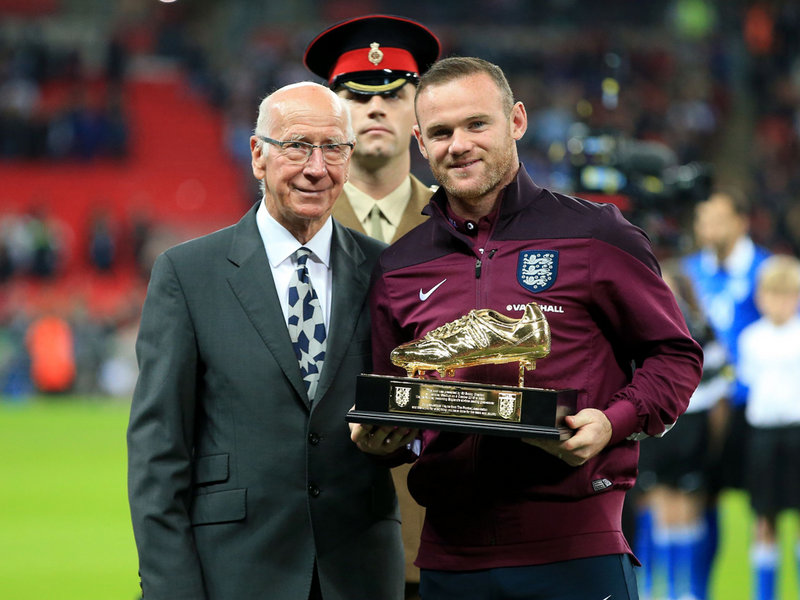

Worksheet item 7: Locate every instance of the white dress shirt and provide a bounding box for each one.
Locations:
[255,200,332,330]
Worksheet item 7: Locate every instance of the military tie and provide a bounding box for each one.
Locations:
[287,247,327,401]
[368,205,384,242]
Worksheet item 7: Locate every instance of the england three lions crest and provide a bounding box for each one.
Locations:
[517,250,558,293]
[497,392,518,420]
[394,386,411,408]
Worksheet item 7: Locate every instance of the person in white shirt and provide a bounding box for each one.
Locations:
[127,82,412,600]
[738,253,800,600]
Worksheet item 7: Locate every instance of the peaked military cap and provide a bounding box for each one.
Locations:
[304,14,441,96]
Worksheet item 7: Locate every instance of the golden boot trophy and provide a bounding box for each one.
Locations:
[349,302,575,439]
[390,302,550,386]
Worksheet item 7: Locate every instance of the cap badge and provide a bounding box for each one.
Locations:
[368,42,384,66]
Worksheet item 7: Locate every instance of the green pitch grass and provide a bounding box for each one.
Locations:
[710,491,798,600]
[0,397,798,599]
[0,397,139,600]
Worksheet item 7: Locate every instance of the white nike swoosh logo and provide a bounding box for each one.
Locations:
[419,279,447,301]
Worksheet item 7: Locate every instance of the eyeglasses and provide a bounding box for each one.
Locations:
[259,136,354,165]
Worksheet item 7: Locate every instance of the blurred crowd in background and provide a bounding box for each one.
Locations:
[0,0,796,393]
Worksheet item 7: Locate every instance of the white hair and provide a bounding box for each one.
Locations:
[253,81,354,141]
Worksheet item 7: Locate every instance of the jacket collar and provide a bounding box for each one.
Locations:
[421,164,544,244]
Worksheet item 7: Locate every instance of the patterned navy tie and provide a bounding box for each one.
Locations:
[287,247,327,401]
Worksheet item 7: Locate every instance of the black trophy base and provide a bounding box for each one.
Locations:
[347,374,577,440]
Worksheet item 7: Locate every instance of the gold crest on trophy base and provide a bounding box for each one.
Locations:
[348,302,576,439]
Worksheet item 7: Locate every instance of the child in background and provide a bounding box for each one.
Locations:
[738,254,800,600]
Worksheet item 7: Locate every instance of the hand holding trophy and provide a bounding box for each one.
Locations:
[348,302,576,439]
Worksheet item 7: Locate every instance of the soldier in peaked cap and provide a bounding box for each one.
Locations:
[305,15,440,600]
[305,14,440,245]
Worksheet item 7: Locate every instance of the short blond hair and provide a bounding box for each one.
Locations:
[757,254,800,294]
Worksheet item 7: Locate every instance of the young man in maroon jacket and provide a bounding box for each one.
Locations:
[351,56,703,599]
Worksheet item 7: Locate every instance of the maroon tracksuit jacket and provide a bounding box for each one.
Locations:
[369,166,703,571]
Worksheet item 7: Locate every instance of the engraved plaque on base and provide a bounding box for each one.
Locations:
[347,374,576,439]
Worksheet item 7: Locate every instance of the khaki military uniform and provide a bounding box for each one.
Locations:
[334,174,434,589]
[333,174,434,244]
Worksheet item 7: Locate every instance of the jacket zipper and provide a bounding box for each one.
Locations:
[475,249,498,310]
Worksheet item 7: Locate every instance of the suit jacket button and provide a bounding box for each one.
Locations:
[308,484,321,498]
[308,432,320,445]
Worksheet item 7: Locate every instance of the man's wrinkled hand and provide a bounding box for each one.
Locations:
[349,420,418,455]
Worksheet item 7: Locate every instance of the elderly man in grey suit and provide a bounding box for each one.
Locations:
[127,81,415,600]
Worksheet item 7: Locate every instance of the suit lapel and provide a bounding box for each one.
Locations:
[331,189,366,234]
[226,205,309,405]
[314,221,370,403]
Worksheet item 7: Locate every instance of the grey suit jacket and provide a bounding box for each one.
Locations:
[127,203,403,600]
[331,174,434,243]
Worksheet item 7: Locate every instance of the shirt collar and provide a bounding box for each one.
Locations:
[699,235,755,276]
[256,200,333,268]
[344,177,412,226]
[444,196,502,233]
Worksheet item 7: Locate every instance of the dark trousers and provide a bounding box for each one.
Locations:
[309,563,322,600]
[420,554,639,600]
